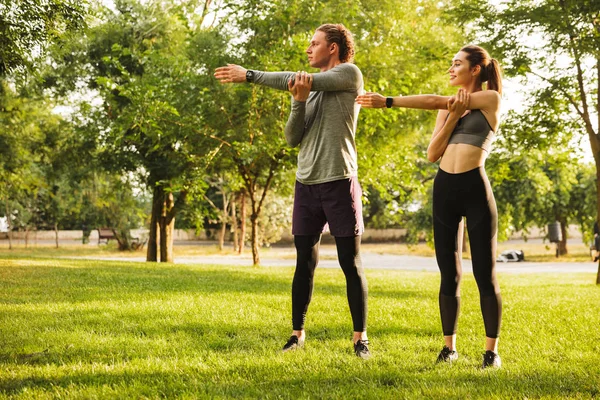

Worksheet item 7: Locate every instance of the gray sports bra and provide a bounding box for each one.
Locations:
[447,110,495,152]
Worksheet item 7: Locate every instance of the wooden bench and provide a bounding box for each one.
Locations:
[97,228,116,245]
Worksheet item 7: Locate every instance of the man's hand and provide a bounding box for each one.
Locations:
[355,92,386,108]
[214,64,247,83]
[288,71,313,102]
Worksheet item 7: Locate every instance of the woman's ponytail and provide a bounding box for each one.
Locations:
[485,58,502,94]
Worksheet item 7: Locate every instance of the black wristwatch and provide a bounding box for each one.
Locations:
[385,97,393,108]
[246,70,254,83]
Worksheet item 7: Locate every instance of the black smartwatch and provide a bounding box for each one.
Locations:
[246,70,254,83]
[385,97,393,108]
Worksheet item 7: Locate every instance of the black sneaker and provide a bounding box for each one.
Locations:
[354,339,371,359]
[436,346,458,363]
[282,335,304,352]
[482,350,501,368]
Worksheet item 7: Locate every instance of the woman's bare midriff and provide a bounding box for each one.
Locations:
[439,143,487,173]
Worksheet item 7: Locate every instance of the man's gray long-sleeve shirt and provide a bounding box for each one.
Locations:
[253,63,363,185]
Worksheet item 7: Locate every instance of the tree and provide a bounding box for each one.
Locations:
[0,82,50,248]
[0,0,87,76]
[216,0,466,262]
[47,0,226,261]
[451,0,600,282]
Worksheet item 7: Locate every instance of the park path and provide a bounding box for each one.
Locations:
[78,244,598,274]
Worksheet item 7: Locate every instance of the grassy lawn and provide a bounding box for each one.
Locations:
[1,257,599,399]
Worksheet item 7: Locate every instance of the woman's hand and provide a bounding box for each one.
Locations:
[447,88,469,116]
[288,71,313,102]
[355,92,386,108]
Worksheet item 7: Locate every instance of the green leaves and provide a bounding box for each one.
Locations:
[0,0,88,76]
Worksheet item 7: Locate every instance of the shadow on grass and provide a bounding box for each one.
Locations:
[1,360,599,398]
[0,257,430,304]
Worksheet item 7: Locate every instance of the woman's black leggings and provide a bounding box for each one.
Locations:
[433,167,502,339]
[292,235,368,332]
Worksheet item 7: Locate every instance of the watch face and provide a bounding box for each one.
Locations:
[246,70,253,82]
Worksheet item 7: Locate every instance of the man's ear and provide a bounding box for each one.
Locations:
[329,43,337,55]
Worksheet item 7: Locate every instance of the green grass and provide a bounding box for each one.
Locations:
[1,257,599,399]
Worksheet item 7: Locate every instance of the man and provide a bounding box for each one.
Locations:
[214,23,369,359]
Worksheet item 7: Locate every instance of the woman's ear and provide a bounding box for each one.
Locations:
[472,64,481,77]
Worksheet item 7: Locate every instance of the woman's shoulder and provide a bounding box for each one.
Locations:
[470,90,501,114]
[474,90,501,105]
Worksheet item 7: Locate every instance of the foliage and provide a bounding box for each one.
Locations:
[0,74,146,247]
[217,0,465,251]
[453,0,600,255]
[354,0,464,218]
[45,0,230,259]
[0,82,57,235]
[0,0,88,77]
[256,191,293,247]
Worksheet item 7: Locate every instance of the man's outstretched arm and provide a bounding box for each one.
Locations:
[214,64,290,91]
[214,63,361,92]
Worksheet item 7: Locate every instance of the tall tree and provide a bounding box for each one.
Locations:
[0,82,49,248]
[451,0,600,282]
[48,0,226,261]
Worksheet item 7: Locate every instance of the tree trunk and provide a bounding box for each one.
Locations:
[146,186,160,262]
[54,223,59,249]
[250,212,259,266]
[218,191,227,251]
[218,221,226,251]
[159,191,174,263]
[238,192,246,255]
[558,219,568,256]
[219,187,233,251]
[115,228,132,251]
[460,218,467,254]
[25,228,29,248]
[597,162,600,283]
[231,195,238,252]
[5,197,12,250]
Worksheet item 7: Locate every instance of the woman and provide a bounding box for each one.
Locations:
[356,45,503,368]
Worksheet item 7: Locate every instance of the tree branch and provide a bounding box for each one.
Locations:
[558,0,595,137]
[255,159,277,218]
[529,71,585,119]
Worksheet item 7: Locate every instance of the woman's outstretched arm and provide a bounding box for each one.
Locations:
[356,92,451,110]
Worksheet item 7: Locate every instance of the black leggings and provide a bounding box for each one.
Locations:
[433,167,502,339]
[292,235,368,332]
